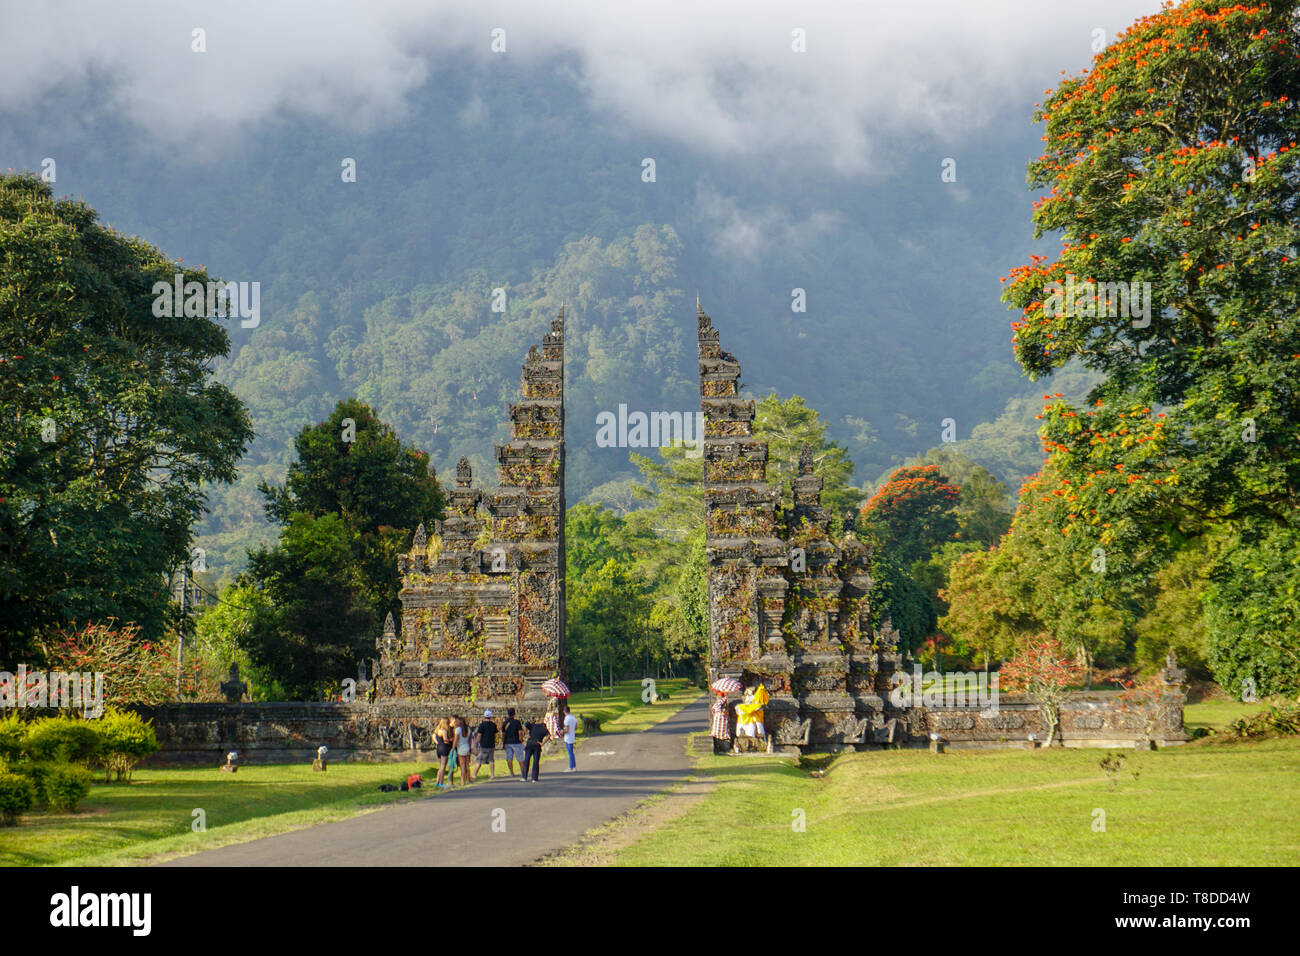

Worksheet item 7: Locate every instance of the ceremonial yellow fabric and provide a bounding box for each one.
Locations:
[735,684,770,726]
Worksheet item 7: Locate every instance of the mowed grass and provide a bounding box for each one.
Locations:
[606,697,1300,866]
[0,761,446,867]
[1183,695,1283,733]
[0,678,702,867]
[567,678,703,734]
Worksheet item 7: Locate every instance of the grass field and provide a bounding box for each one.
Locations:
[0,679,701,866]
[596,695,1300,866]
[1182,695,1280,732]
[567,677,702,733]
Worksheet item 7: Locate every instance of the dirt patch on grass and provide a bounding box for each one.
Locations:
[530,773,717,867]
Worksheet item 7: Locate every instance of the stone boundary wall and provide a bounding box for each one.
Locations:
[137,689,1184,765]
[896,690,1186,751]
[135,700,555,766]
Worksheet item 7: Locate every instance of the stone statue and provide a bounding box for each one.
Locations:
[219,663,248,703]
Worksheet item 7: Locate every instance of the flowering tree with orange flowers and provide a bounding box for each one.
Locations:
[999,635,1087,747]
[1003,1,1300,544]
[860,464,961,566]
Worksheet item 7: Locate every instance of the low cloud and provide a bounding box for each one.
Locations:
[1,1,1161,174]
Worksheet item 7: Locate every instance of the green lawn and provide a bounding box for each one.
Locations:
[1182,695,1282,733]
[604,737,1300,866]
[0,678,702,867]
[0,761,449,867]
[567,678,703,733]
[596,695,1300,866]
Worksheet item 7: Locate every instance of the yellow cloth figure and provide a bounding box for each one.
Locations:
[735,684,769,736]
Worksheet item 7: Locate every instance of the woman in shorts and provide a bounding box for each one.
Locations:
[453,715,472,785]
[434,717,454,789]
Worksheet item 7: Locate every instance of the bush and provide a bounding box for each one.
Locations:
[1221,703,1300,740]
[96,709,159,783]
[0,771,36,826]
[39,762,93,812]
[23,715,101,764]
[0,715,26,759]
[12,759,51,806]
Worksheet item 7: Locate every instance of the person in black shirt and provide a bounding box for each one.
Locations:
[520,718,549,782]
[501,708,525,778]
[474,710,499,780]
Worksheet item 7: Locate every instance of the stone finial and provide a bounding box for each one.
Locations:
[383,612,396,637]
[1161,647,1187,685]
[412,522,427,552]
[456,456,472,487]
[799,443,814,475]
[877,612,901,649]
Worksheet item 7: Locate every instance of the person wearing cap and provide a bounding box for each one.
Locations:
[474,709,499,780]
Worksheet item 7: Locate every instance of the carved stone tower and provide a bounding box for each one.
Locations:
[373,310,565,717]
[698,302,906,750]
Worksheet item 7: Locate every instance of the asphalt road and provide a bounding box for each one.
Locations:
[162,696,708,867]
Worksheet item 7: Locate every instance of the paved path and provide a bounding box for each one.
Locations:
[163,697,708,867]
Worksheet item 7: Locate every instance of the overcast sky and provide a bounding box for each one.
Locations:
[2,1,1163,175]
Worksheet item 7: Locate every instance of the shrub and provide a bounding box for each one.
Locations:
[12,760,51,806]
[0,715,26,759]
[0,771,36,826]
[96,709,159,783]
[23,715,101,764]
[1221,703,1300,740]
[40,762,93,812]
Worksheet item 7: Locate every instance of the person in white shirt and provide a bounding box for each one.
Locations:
[562,705,578,772]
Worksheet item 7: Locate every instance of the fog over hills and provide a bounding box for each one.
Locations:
[1,1,1156,571]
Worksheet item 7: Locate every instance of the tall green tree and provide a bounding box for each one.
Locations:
[236,400,443,697]
[241,513,373,699]
[258,398,445,622]
[754,394,858,514]
[859,464,960,567]
[1004,0,1300,543]
[0,173,252,658]
[1000,2,1300,691]
[910,446,1013,547]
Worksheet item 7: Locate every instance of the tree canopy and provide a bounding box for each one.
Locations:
[0,173,252,658]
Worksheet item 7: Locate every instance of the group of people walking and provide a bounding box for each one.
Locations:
[431,704,578,787]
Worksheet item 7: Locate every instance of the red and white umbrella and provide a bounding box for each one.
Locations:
[541,677,570,698]
[711,677,743,696]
